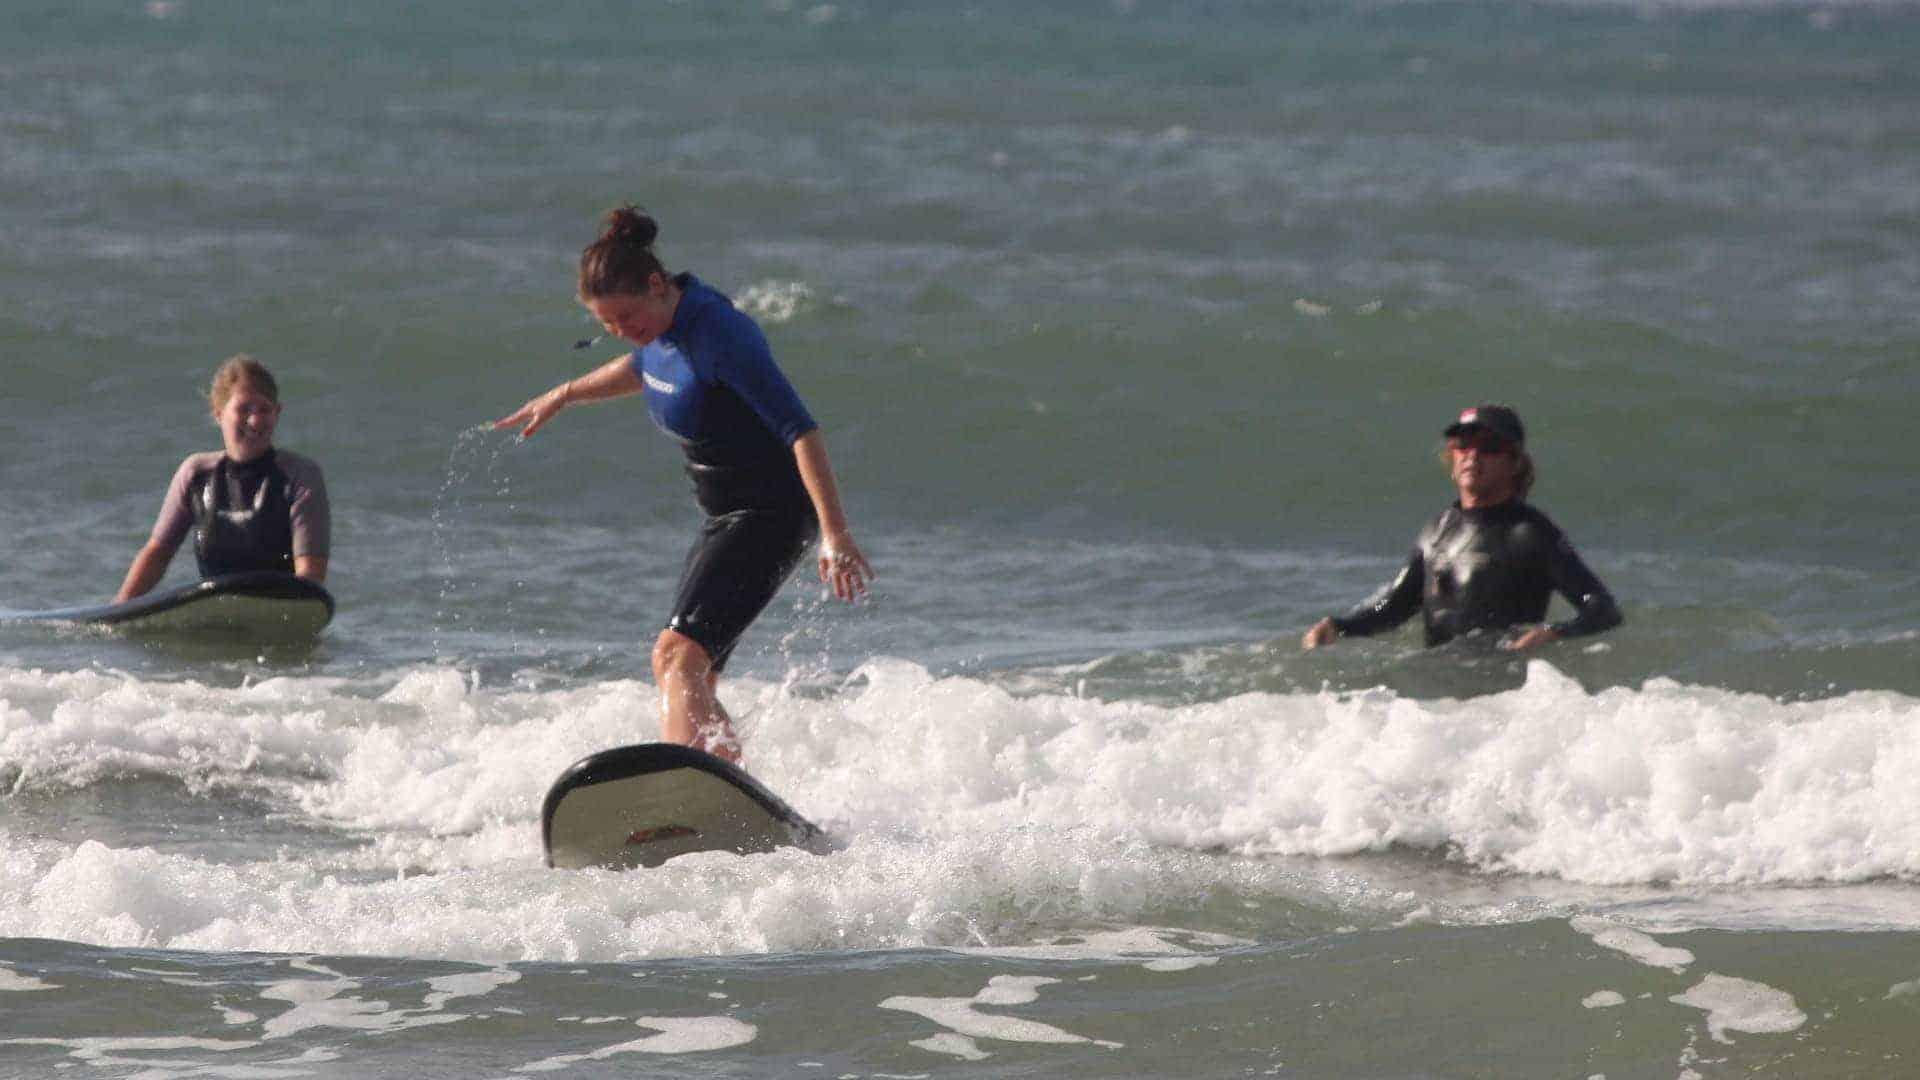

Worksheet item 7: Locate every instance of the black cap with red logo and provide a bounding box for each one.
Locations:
[1443,404,1525,445]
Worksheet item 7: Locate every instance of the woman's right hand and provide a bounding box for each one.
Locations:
[494,381,571,438]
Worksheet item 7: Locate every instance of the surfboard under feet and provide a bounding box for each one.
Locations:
[541,743,833,870]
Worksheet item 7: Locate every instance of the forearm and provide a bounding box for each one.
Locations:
[1547,547,1623,639]
[1549,590,1622,639]
[791,429,852,539]
[294,554,328,583]
[1329,558,1424,638]
[559,356,644,405]
[500,356,644,438]
[115,543,174,603]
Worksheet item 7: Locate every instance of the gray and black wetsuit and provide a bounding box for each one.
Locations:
[147,449,330,579]
[1329,500,1621,647]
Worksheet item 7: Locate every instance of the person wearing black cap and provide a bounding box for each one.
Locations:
[1302,405,1621,651]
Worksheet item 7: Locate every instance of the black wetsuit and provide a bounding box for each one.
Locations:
[1330,500,1622,647]
[191,453,299,577]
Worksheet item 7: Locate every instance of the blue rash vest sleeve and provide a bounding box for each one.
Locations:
[705,310,817,446]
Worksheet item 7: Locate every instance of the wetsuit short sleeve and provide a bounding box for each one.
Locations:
[1330,547,1426,638]
[278,451,331,559]
[1541,526,1623,639]
[705,309,817,446]
[146,454,210,554]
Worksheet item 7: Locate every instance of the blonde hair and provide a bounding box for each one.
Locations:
[207,354,279,414]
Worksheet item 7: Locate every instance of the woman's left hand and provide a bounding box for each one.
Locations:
[818,533,874,601]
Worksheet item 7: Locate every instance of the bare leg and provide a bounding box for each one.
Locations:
[651,629,740,763]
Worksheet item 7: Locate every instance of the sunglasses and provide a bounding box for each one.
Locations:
[1449,433,1515,456]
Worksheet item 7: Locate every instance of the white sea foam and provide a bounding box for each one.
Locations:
[0,665,358,796]
[767,658,1920,887]
[424,967,520,1009]
[911,1032,990,1060]
[1669,973,1807,1043]
[514,1016,757,1070]
[259,958,468,1040]
[1570,916,1695,972]
[881,974,1121,1051]
[0,828,1322,963]
[1142,956,1219,972]
[1582,990,1626,1008]
[0,963,53,991]
[734,280,816,323]
[0,1035,341,1077]
[6,659,1920,962]
[952,927,1247,963]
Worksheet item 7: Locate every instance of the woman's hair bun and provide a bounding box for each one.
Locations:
[579,204,667,297]
[602,205,658,247]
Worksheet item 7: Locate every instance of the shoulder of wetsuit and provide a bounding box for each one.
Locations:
[1417,504,1462,545]
[271,448,324,479]
[1508,500,1564,535]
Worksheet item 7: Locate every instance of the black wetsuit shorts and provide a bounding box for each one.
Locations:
[664,457,818,671]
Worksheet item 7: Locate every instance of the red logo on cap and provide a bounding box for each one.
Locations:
[1459,408,1479,423]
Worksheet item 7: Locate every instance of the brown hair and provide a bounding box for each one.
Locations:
[1438,441,1536,499]
[208,354,279,414]
[577,205,667,300]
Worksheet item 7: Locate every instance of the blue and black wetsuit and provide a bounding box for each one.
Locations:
[636,273,819,670]
[1329,500,1622,647]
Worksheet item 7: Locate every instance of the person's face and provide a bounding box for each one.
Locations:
[585,276,676,346]
[215,383,280,462]
[1449,430,1519,506]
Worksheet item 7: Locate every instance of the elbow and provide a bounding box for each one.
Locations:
[1595,598,1623,632]
[1560,597,1622,638]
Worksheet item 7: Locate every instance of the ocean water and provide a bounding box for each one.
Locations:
[4,0,1920,1076]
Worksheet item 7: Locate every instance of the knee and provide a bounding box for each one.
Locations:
[651,630,712,682]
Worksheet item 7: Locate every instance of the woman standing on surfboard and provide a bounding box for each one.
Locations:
[496,207,873,763]
[115,355,330,602]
